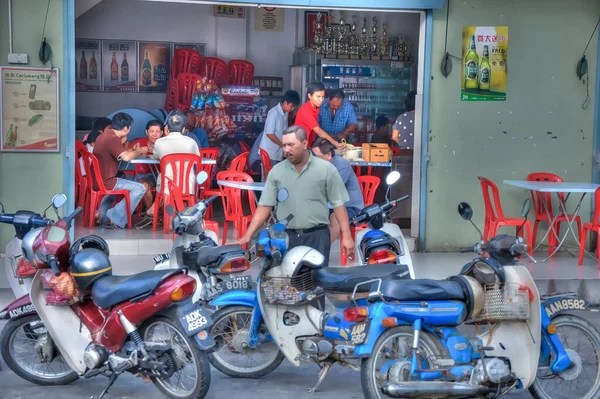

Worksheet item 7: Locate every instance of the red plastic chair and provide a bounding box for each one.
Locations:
[527,172,582,255]
[579,186,600,265]
[228,60,255,86]
[340,176,381,266]
[239,141,251,153]
[153,153,202,233]
[174,73,203,111]
[203,57,228,88]
[197,148,221,219]
[217,171,256,249]
[81,152,133,229]
[230,152,250,173]
[478,176,533,255]
[75,141,90,215]
[258,148,273,182]
[171,49,203,80]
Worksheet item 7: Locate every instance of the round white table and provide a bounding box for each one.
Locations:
[129,158,216,165]
[217,180,265,192]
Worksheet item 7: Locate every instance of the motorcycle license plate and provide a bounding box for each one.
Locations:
[349,321,370,345]
[204,275,254,301]
[154,252,171,264]
[177,301,213,336]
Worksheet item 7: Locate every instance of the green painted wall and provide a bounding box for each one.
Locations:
[426,0,600,251]
[0,0,65,249]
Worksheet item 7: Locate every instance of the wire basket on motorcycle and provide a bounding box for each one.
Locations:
[466,282,531,324]
[261,274,325,305]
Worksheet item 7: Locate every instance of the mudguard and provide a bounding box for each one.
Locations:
[0,294,36,320]
[209,290,257,308]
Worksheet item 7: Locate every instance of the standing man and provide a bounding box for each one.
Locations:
[318,89,358,142]
[294,82,345,151]
[93,112,148,228]
[249,90,301,175]
[235,126,354,266]
[311,138,364,244]
[185,110,209,148]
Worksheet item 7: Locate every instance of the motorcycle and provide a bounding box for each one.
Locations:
[206,188,412,382]
[352,171,414,279]
[0,195,215,399]
[152,171,254,306]
[0,196,65,299]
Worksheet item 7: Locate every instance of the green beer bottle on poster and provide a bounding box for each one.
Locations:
[464,35,479,90]
[479,45,491,91]
[5,124,15,147]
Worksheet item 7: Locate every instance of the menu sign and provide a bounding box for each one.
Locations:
[254,7,285,32]
[214,5,245,19]
[102,40,137,92]
[1,67,60,152]
[75,39,101,92]
[138,42,170,93]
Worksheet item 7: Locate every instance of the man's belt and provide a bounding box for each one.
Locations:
[286,224,328,234]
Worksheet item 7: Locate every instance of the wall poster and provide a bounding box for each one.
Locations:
[461,26,508,101]
[102,40,137,93]
[213,5,245,19]
[75,39,101,92]
[138,42,170,93]
[172,42,207,58]
[1,67,60,152]
[254,7,285,32]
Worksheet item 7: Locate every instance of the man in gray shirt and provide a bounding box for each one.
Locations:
[311,138,364,244]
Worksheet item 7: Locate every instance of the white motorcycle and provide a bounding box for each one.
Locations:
[352,171,414,279]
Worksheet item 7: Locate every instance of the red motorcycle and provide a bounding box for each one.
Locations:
[0,200,214,399]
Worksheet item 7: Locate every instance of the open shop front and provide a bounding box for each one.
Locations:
[72,0,442,249]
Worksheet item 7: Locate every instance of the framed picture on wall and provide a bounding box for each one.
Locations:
[75,39,101,92]
[304,11,328,49]
[101,40,137,93]
[138,41,170,93]
[172,42,207,58]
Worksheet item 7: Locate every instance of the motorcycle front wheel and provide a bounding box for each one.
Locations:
[361,325,445,399]
[208,305,284,378]
[140,316,211,399]
[0,314,78,385]
[529,314,600,399]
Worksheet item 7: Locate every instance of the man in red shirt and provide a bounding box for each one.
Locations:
[131,119,163,211]
[294,82,345,151]
[93,112,148,228]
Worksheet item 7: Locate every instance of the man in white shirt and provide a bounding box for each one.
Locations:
[147,110,199,217]
[249,90,300,177]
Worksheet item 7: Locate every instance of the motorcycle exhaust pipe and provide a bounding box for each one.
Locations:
[382,382,494,398]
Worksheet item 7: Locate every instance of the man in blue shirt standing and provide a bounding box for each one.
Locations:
[185,110,209,148]
[318,89,358,141]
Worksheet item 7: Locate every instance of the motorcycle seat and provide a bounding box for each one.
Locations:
[91,270,172,309]
[312,264,411,293]
[376,278,468,302]
[196,244,247,267]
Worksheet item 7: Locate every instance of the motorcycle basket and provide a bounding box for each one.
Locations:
[40,270,81,306]
[467,282,530,324]
[261,274,324,306]
[9,254,37,278]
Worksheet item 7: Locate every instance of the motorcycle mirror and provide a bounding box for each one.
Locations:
[385,171,401,186]
[51,194,68,209]
[521,198,532,219]
[165,205,176,216]
[196,171,209,185]
[458,202,473,220]
[276,188,289,203]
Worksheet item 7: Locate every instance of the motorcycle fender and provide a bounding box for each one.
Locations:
[0,294,36,320]
[29,272,92,375]
[157,303,216,351]
[209,290,256,308]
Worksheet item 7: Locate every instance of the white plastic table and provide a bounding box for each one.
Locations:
[503,180,600,261]
[127,158,216,178]
[348,161,392,167]
[217,180,265,192]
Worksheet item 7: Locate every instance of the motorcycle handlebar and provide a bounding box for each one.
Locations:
[204,195,218,205]
[63,207,83,227]
[0,214,53,227]
[0,214,14,224]
[281,214,294,227]
[460,246,474,253]
[48,256,61,277]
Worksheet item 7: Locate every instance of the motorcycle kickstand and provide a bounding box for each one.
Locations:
[91,370,119,399]
[307,361,333,393]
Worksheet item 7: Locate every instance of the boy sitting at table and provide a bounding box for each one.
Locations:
[131,120,163,212]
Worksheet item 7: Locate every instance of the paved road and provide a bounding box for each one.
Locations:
[4,311,600,399]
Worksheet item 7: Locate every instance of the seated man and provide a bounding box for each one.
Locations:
[311,138,364,244]
[186,110,209,148]
[93,112,148,228]
[131,120,163,212]
[147,110,200,218]
[370,115,397,147]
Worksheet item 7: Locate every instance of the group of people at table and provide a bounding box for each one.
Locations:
[81,81,412,261]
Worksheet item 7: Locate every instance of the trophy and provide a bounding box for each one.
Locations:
[396,36,412,61]
[370,16,380,60]
[349,14,360,59]
[337,11,348,58]
[312,12,325,55]
[325,11,337,58]
[380,21,390,60]
[359,17,370,60]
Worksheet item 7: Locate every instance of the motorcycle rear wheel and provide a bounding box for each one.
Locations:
[529,314,600,399]
[140,316,211,399]
[361,325,445,399]
[0,314,78,386]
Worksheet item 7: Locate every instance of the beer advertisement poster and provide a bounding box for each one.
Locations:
[138,42,170,93]
[461,26,508,101]
[1,67,60,152]
[75,39,101,92]
[101,40,137,93]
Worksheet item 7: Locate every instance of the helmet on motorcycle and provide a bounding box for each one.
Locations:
[69,235,112,292]
[21,227,44,264]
